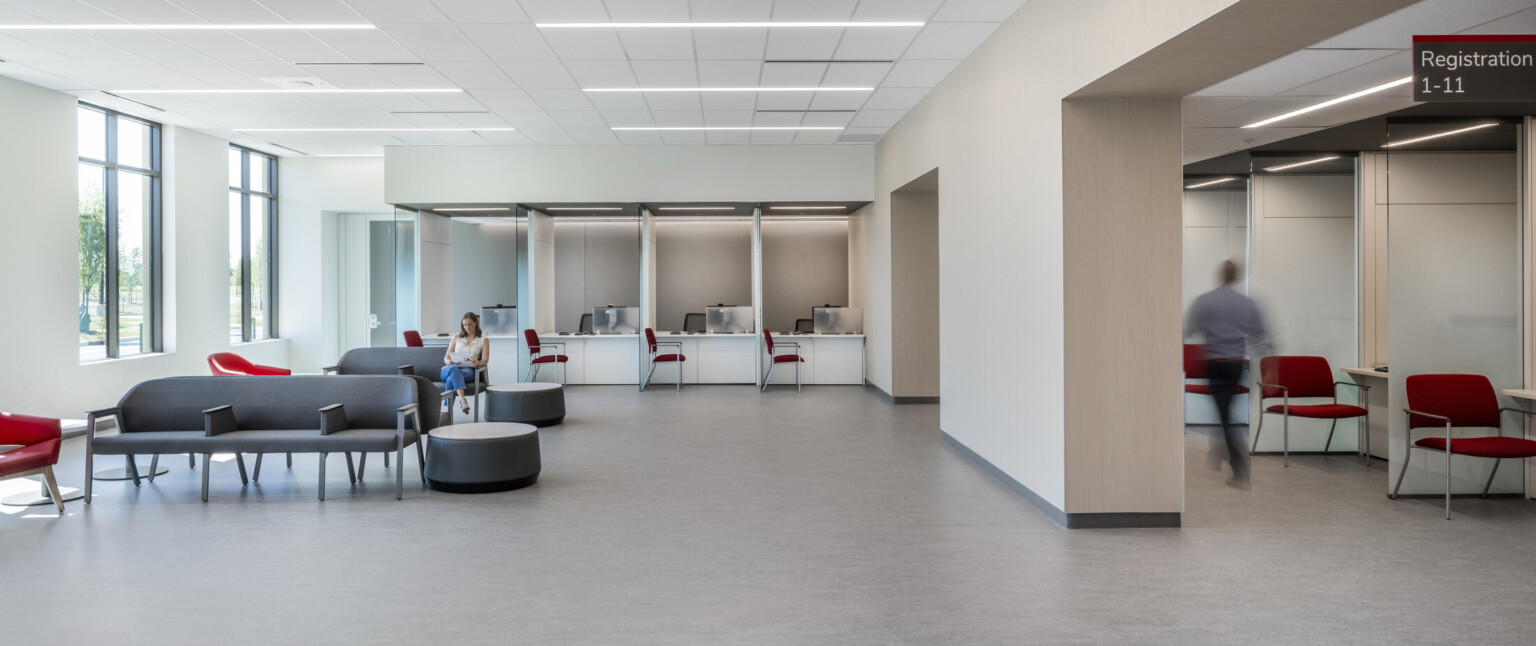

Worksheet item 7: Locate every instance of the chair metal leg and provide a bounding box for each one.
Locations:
[1445,450,1453,520]
[416,440,427,484]
[42,466,65,514]
[358,453,368,481]
[84,444,93,504]
[318,452,327,501]
[287,453,293,468]
[127,455,142,487]
[345,453,357,484]
[1390,448,1411,499]
[188,453,196,468]
[1481,458,1501,498]
[761,362,775,392]
[1324,419,1337,453]
[235,454,249,485]
[642,362,657,391]
[252,454,263,483]
[395,447,405,500]
[148,454,159,483]
[1282,414,1290,467]
[1363,413,1371,467]
[201,454,212,502]
[676,361,681,392]
[1250,411,1264,455]
[384,452,390,468]
[796,361,801,392]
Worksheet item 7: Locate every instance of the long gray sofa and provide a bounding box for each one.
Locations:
[326,346,486,422]
[86,375,442,502]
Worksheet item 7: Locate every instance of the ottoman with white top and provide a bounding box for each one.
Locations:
[425,422,540,493]
[485,383,565,427]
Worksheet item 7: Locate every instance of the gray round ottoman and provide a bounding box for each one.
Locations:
[485,383,565,427]
[425,422,540,493]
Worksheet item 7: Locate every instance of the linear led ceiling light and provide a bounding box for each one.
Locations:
[235,127,514,132]
[658,207,734,210]
[1263,156,1340,172]
[0,24,374,31]
[545,207,623,211]
[537,22,923,29]
[1382,122,1499,148]
[1243,76,1412,129]
[314,154,384,157]
[770,206,846,210]
[112,88,461,94]
[435,207,511,212]
[586,86,870,93]
[612,126,842,131]
[1184,177,1237,189]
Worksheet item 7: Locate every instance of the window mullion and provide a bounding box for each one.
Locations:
[241,154,253,343]
[103,115,119,358]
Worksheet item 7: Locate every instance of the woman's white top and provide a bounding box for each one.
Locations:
[450,334,486,360]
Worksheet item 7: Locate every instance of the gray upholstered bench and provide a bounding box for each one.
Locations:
[425,423,540,493]
[484,383,565,427]
[86,375,442,502]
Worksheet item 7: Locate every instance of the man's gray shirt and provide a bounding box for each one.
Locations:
[1185,285,1269,360]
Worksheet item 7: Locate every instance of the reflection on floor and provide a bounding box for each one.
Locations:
[2,388,1534,644]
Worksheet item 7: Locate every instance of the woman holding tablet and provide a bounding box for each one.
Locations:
[442,312,489,415]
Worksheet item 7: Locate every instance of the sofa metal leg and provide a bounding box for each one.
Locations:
[201,454,212,502]
[318,453,327,501]
[384,452,390,468]
[357,453,368,481]
[345,453,357,484]
[416,440,427,484]
[84,445,93,504]
[189,453,196,468]
[127,455,142,487]
[395,447,405,500]
[235,454,249,486]
[287,453,293,468]
[43,466,65,514]
[148,454,159,483]
[252,454,263,483]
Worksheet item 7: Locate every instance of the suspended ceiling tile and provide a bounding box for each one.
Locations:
[879,59,958,87]
[1311,0,1536,49]
[495,109,560,128]
[549,109,608,128]
[461,24,559,60]
[603,0,691,22]
[641,91,702,110]
[693,28,767,60]
[541,29,628,61]
[697,60,762,86]
[429,0,531,23]
[518,0,610,23]
[569,127,620,144]
[749,130,797,144]
[800,110,854,127]
[932,0,1028,22]
[497,60,578,88]
[688,0,772,22]
[833,29,920,60]
[760,61,825,86]
[1279,50,1412,97]
[853,0,944,20]
[705,129,750,144]
[793,130,841,144]
[242,0,368,24]
[863,86,926,110]
[166,32,283,62]
[378,24,485,61]
[631,60,698,87]
[448,112,511,128]
[527,87,596,110]
[751,111,804,126]
[470,88,541,110]
[902,22,998,59]
[1,0,118,23]
[771,0,857,21]
[370,63,456,87]
[699,93,756,110]
[312,29,421,62]
[848,109,905,128]
[1191,48,1399,97]
[821,61,892,86]
[69,0,202,23]
[614,129,663,144]
[84,32,213,63]
[661,130,707,144]
[1181,96,1258,125]
[431,61,518,89]
[650,109,704,126]
[764,29,843,60]
[342,0,451,24]
[599,109,653,126]
[235,31,349,62]
[617,30,696,60]
[753,91,812,111]
[584,90,651,109]
[702,109,752,125]
[565,60,639,87]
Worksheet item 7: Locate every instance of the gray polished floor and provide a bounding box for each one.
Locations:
[4,386,1536,644]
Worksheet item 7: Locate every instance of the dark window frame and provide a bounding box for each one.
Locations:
[79,102,161,361]
[229,145,278,342]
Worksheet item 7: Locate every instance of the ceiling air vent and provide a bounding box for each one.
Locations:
[837,133,881,143]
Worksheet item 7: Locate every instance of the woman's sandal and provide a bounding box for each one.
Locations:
[460,400,470,415]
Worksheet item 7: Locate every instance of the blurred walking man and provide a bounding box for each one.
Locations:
[1185,261,1269,489]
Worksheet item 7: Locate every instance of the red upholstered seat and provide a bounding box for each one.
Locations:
[773,354,804,363]
[0,438,60,477]
[531,354,568,364]
[1264,403,1367,419]
[654,354,684,362]
[1413,436,1536,459]
[1185,384,1249,395]
[208,352,291,376]
[403,330,423,347]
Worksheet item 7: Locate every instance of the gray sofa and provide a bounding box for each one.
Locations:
[86,375,441,502]
[325,346,486,422]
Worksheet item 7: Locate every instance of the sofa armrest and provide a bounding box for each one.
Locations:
[321,365,340,374]
[203,405,238,437]
[85,407,118,443]
[397,365,415,376]
[319,403,348,435]
[396,404,419,445]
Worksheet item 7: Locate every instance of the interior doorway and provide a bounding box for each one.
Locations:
[890,169,940,400]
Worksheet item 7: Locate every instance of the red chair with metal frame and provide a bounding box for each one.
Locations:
[1253,355,1369,466]
[1396,374,1536,519]
[207,352,291,376]
[524,329,568,384]
[1183,344,1250,397]
[0,413,67,513]
[761,329,805,392]
[641,328,685,391]
[403,330,424,347]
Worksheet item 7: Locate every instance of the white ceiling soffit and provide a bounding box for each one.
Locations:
[0,0,1029,156]
[1182,0,1536,165]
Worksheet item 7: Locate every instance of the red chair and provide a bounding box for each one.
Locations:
[641,328,685,391]
[1253,356,1369,466]
[1183,344,1250,396]
[403,330,424,347]
[0,413,66,513]
[761,329,805,392]
[524,329,568,384]
[1396,374,1536,519]
[208,352,291,376]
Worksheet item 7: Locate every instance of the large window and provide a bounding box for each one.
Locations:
[229,146,277,342]
[78,104,160,362]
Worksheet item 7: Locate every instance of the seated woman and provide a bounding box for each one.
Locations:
[441,312,490,415]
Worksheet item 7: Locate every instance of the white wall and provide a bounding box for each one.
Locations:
[451,220,519,326]
[0,75,286,418]
[761,220,849,333]
[553,221,641,332]
[655,221,754,332]
[386,145,872,205]
[277,156,389,373]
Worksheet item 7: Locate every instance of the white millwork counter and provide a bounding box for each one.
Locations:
[1342,367,1390,461]
[762,334,866,386]
[527,333,641,385]
[648,332,758,385]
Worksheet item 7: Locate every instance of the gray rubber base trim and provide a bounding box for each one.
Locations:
[1390,493,1524,499]
[942,431,1181,529]
[864,380,940,405]
[1251,450,1361,456]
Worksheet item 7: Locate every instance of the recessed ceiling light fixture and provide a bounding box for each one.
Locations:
[658,206,734,210]
[0,23,374,31]
[613,126,843,131]
[586,86,870,93]
[537,22,923,29]
[435,207,511,212]
[1263,156,1340,172]
[1243,76,1411,128]
[1184,177,1237,189]
[1382,122,1499,148]
[112,88,461,94]
[235,127,514,132]
[770,206,846,210]
[546,207,623,211]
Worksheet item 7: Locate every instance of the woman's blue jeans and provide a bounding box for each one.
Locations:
[440,365,474,396]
